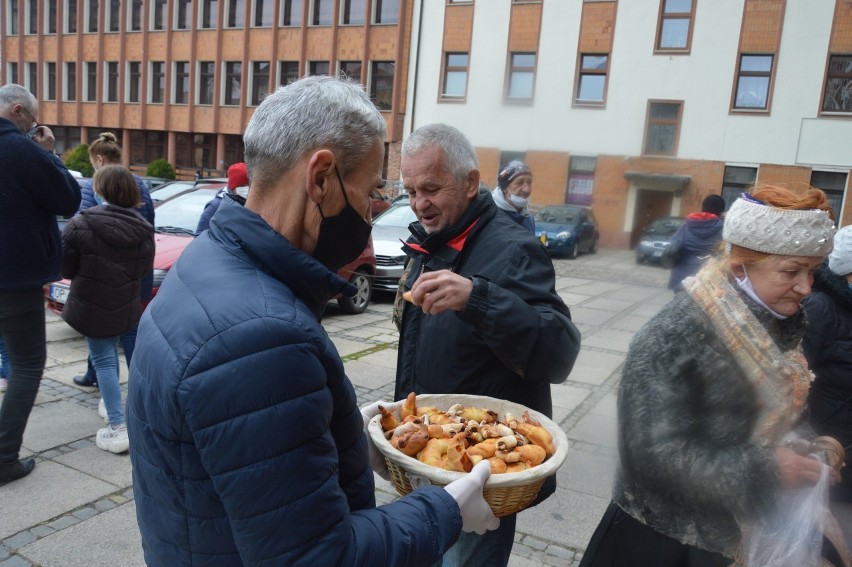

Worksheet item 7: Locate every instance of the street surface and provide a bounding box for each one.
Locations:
[1,249,848,566]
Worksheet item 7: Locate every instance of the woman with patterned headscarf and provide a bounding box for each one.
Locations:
[491,160,534,233]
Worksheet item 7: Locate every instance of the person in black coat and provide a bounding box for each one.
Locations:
[0,84,81,485]
[667,194,725,292]
[395,123,581,567]
[195,161,249,234]
[804,225,852,501]
[73,131,155,389]
[490,160,535,233]
[61,165,154,454]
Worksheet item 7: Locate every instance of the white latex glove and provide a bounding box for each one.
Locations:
[443,461,500,534]
[360,400,397,481]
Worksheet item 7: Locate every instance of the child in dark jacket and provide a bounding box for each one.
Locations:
[61,165,154,454]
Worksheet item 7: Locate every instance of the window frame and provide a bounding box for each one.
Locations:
[46,0,57,34]
[439,51,469,102]
[151,0,167,30]
[105,61,119,102]
[175,0,192,30]
[149,61,165,104]
[106,0,119,31]
[198,61,215,105]
[173,61,190,104]
[45,62,57,101]
[252,0,273,27]
[84,61,97,102]
[8,63,19,86]
[26,0,38,35]
[65,61,77,101]
[85,0,98,33]
[505,52,537,102]
[311,0,333,26]
[642,99,684,157]
[573,53,609,107]
[373,0,398,24]
[338,60,363,81]
[66,0,78,33]
[308,61,330,76]
[226,0,244,28]
[654,0,695,55]
[200,0,218,28]
[128,0,142,31]
[820,53,852,115]
[279,61,300,85]
[223,61,242,106]
[731,53,775,112]
[281,0,302,26]
[250,61,270,106]
[8,1,19,36]
[341,0,366,25]
[369,61,394,111]
[127,61,141,103]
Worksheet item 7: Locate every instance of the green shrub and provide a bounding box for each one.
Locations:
[64,144,94,177]
[146,159,176,180]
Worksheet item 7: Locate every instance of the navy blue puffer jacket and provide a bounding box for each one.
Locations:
[127,198,461,566]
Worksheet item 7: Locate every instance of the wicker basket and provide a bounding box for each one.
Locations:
[368,393,569,517]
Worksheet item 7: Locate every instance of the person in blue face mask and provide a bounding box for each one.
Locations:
[803,224,852,502]
[491,160,535,233]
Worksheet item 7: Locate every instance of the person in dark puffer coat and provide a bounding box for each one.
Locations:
[804,225,852,502]
[61,165,154,454]
[667,194,725,293]
[127,76,497,567]
[73,131,155,389]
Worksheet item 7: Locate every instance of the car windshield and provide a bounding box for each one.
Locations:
[648,218,683,235]
[150,181,195,202]
[154,189,220,233]
[373,202,417,227]
[535,207,579,224]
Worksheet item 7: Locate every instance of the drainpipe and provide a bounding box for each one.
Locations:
[409,0,424,134]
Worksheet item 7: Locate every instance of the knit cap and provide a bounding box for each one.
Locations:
[227,162,249,190]
[723,193,835,257]
[829,225,852,276]
[497,161,532,190]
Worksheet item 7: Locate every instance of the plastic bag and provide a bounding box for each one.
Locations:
[744,459,830,567]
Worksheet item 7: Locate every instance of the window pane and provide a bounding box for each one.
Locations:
[811,171,847,192]
[659,18,689,49]
[447,53,468,67]
[740,55,772,73]
[508,71,534,99]
[723,166,757,185]
[823,77,852,112]
[650,102,679,120]
[581,55,607,70]
[370,61,394,111]
[254,0,273,26]
[282,0,302,25]
[228,0,244,27]
[664,0,691,14]
[512,53,535,68]
[339,61,362,80]
[647,124,676,154]
[225,62,242,105]
[252,62,270,105]
[280,61,299,85]
[735,76,769,108]
[829,55,852,75]
[343,0,365,24]
[313,0,332,25]
[577,75,605,101]
[375,0,398,24]
[444,71,467,97]
[309,61,329,75]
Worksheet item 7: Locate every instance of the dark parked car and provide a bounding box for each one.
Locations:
[370,189,391,218]
[371,198,416,292]
[534,205,600,259]
[46,186,376,315]
[635,216,686,264]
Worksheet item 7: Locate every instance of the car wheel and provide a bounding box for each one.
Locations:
[589,237,599,254]
[338,269,372,314]
[568,241,579,260]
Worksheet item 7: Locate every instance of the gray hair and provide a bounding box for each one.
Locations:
[243,75,386,188]
[0,84,36,115]
[402,123,478,183]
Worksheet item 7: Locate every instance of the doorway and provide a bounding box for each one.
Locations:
[630,190,673,248]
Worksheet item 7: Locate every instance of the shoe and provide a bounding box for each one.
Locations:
[96,423,129,454]
[0,378,6,392]
[0,458,35,484]
[98,398,107,421]
[73,374,98,388]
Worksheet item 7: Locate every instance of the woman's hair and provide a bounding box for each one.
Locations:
[93,165,140,208]
[729,184,834,266]
[88,132,122,164]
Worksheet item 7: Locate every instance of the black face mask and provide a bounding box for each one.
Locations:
[313,167,373,271]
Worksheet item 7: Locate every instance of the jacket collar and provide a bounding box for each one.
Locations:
[208,197,353,311]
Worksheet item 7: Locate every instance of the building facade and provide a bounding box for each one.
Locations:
[405,0,852,247]
[2,0,411,180]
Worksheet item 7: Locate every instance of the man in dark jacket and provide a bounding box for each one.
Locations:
[394,123,582,566]
[127,76,495,566]
[667,194,725,292]
[0,84,81,485]
[195,161,249,234]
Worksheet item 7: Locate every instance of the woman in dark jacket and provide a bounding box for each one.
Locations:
[61,165,154,454]
[804,225,852,501]
[490,161,535,233]
[667,194,725,292]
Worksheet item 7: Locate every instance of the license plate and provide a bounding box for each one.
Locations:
[653,250,663,257]
[50,284,70,304]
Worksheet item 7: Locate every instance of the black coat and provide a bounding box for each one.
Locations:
[395,191,581,418]
[60,205,154,338]
[803,266,852,450]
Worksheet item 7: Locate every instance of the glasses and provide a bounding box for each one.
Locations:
[20,107,39,129]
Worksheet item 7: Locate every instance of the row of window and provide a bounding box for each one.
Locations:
[5,0,398,35]
[8,59,395,109]
[440,48,852,115]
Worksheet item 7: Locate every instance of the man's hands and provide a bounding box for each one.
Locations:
[407,270,473,315]
[443,461,500,534]
[31,125,56,152]
[360,400,400,481]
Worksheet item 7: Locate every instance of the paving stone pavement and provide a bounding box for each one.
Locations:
[1,248,848,566]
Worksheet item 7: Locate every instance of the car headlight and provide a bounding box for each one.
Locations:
[557,231,571,241]
[391,255,407,264]
[152,268,169,288]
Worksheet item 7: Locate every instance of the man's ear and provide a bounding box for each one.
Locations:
[465,169,481,199]
[305,149,336,205]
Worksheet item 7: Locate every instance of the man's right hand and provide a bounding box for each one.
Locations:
[32,125,56,152]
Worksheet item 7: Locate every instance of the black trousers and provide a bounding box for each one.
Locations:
[0,289,47,464]
[579,502,731,567]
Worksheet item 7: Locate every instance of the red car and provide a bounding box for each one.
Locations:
[46,186,377,316]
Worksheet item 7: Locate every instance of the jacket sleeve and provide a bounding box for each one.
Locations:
[619,301,780,522]
[32,148,81,217]
[458,238,580,384]
[195,196,221,235]
[181,328,460,567]
[802,292,835,369]
[60,219,81,280]
[77,180,98,212]
[135,178,155,225]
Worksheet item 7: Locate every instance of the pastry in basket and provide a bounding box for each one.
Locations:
[418,433,473,473]
[388,420,430,457]
[514,412,556,457]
